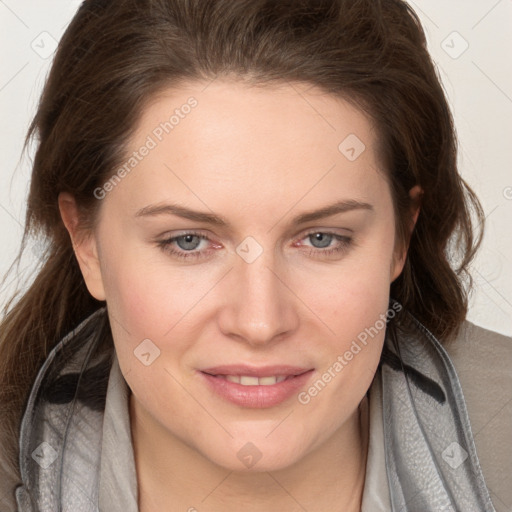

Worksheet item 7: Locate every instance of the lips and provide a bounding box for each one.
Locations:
[199,365,314,408]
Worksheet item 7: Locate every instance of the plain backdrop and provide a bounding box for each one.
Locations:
[1,0,511,336]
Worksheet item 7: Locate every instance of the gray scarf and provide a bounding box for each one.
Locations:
[14,301,496,511]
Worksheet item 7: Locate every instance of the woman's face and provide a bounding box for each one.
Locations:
[74,80,408,471]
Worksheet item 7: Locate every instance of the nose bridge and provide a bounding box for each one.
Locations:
[220,237,297,345]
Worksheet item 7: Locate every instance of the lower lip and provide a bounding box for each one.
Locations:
[199,370,314,408]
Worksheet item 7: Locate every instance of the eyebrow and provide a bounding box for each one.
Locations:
[135,199,374,227]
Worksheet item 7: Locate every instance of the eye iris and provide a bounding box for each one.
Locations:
[177,235,201,251]
[310,232,332,249]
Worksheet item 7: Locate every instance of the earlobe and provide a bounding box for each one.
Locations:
[58,192,106,301]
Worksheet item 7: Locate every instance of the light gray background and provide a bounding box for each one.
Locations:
[1,0,511,336]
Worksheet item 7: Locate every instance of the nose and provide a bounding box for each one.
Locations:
[217,246,299,347]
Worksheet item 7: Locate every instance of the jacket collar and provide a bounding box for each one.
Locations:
[97,352,391,512]
[15,302,496,511]
[98,353,138,511]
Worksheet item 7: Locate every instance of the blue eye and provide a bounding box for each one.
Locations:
[157,230,353,260]
[302,231,353,256]
[157,232,210,260]
[308,232,334,249]
[174,234,203,251]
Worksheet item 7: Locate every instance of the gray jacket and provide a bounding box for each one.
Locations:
[1,305,511,511]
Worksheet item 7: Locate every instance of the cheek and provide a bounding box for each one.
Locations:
[99,230,193,332]
[297,267,390,430]
[305,229,396,338]
[299,228,395,393]
[97,235,199,378]
[319,269,390,378]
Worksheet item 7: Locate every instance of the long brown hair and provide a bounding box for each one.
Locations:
[0,0,484,484]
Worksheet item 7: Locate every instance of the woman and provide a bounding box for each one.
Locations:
[0,0,510,510]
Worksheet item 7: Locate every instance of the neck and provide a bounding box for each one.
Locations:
[130,394,369,512]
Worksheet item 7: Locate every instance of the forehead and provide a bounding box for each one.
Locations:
[107,80,388,219]
[138,79,377,158]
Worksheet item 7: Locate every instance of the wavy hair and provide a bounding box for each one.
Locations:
[0,0,484,485]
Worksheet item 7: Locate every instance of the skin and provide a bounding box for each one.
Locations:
[59,79,421,512]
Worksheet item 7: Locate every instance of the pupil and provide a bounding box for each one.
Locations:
[311,233,331,249]
[178,235,200,250]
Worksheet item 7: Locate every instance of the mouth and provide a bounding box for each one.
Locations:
[199,365,314,408]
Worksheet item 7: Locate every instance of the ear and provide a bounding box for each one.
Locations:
[390,185,423,282]
[58,192,106,301]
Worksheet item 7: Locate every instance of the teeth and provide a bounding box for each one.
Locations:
[259,376,278,385]
[240,376,259,386]
[221,375,288,386]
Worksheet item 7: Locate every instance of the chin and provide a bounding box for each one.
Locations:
[198,432,312,473]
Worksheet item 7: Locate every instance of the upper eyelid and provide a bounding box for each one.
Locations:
[160,225,353,239]
[160,229,352,250]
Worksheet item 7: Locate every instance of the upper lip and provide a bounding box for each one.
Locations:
[200,365,313,378]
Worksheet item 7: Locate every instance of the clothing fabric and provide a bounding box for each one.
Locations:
[99,343,391,512]
[5,302,509,511]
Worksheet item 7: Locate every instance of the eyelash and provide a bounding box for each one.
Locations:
[156,230,353,261]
